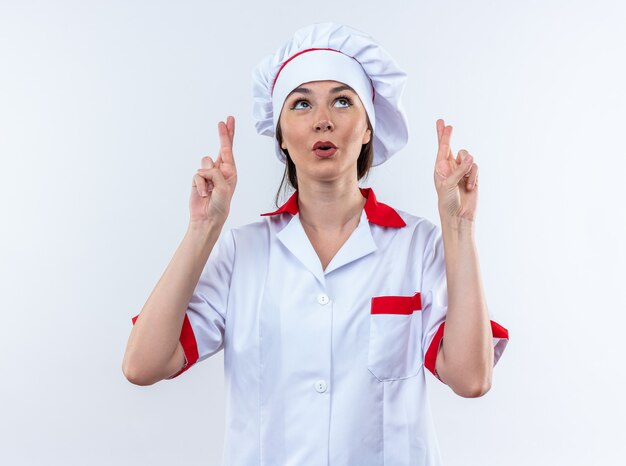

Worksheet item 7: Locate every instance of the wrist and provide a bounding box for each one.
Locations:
[439,214,475,234]
[186,219,224,243]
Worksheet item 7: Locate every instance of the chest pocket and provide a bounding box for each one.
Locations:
[367,292,424,381]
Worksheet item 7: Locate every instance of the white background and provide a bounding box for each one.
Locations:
[1,1,625,465]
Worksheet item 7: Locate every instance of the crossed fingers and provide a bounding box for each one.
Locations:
[436,119,478,189]
[215,116,235,167]
[192,116,236,195]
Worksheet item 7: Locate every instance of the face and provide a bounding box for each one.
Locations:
[278,80,372,184]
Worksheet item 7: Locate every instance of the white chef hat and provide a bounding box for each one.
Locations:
[252,22,409,167]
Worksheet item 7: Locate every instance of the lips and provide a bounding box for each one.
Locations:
[313,141,337,150]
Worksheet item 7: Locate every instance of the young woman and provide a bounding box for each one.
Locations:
[123,22,509,465]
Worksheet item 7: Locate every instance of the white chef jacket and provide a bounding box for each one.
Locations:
[131,187,509,465]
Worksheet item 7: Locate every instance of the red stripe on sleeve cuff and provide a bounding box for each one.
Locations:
[424,322,446,381]
[130,312,200,379]
[424,320,510,382]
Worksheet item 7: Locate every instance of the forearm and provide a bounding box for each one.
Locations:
[122,220,224,384]
[436,216,494,396]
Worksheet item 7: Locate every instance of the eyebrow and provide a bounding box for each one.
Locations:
[286,84,355,99]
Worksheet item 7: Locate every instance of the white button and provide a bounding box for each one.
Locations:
[317,294,330,305]
[314,380,328,393]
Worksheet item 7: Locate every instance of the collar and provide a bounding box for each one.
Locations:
[260,187,406,228]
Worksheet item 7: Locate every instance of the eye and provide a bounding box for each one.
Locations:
[335,96,353,108]
[291,99,310,110]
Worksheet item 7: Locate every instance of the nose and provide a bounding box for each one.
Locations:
[313,106,334,132]
[314,118,334,132]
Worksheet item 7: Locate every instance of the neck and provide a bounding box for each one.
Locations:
[296,181,366,232]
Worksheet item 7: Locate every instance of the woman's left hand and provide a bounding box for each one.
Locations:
[434,119,479,223]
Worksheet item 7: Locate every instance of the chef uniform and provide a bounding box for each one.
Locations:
[131,22,509,466]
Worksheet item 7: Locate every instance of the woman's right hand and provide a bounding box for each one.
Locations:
[190,116,238,225]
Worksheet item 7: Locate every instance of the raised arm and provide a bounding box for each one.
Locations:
[122,116,237,385]
[432,119,493,397]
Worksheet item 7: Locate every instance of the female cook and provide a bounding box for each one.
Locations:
[123,22,509,465]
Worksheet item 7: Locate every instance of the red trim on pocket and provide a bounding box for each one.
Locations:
[130,313,200,378]
[424,320,510,382]
[371,292,422,315]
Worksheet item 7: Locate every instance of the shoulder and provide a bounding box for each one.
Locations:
[384,207,441,241]
[386,208,444,264]
[399,210,444,263]
[229,214,285,235]
[226,215,286,247]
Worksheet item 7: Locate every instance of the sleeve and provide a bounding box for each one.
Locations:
[130,228,236,379]
[419,224,509,384]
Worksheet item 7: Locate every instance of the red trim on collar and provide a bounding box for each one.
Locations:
[260,187,406,228]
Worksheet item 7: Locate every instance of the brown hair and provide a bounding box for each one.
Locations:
[273,115,374,208]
